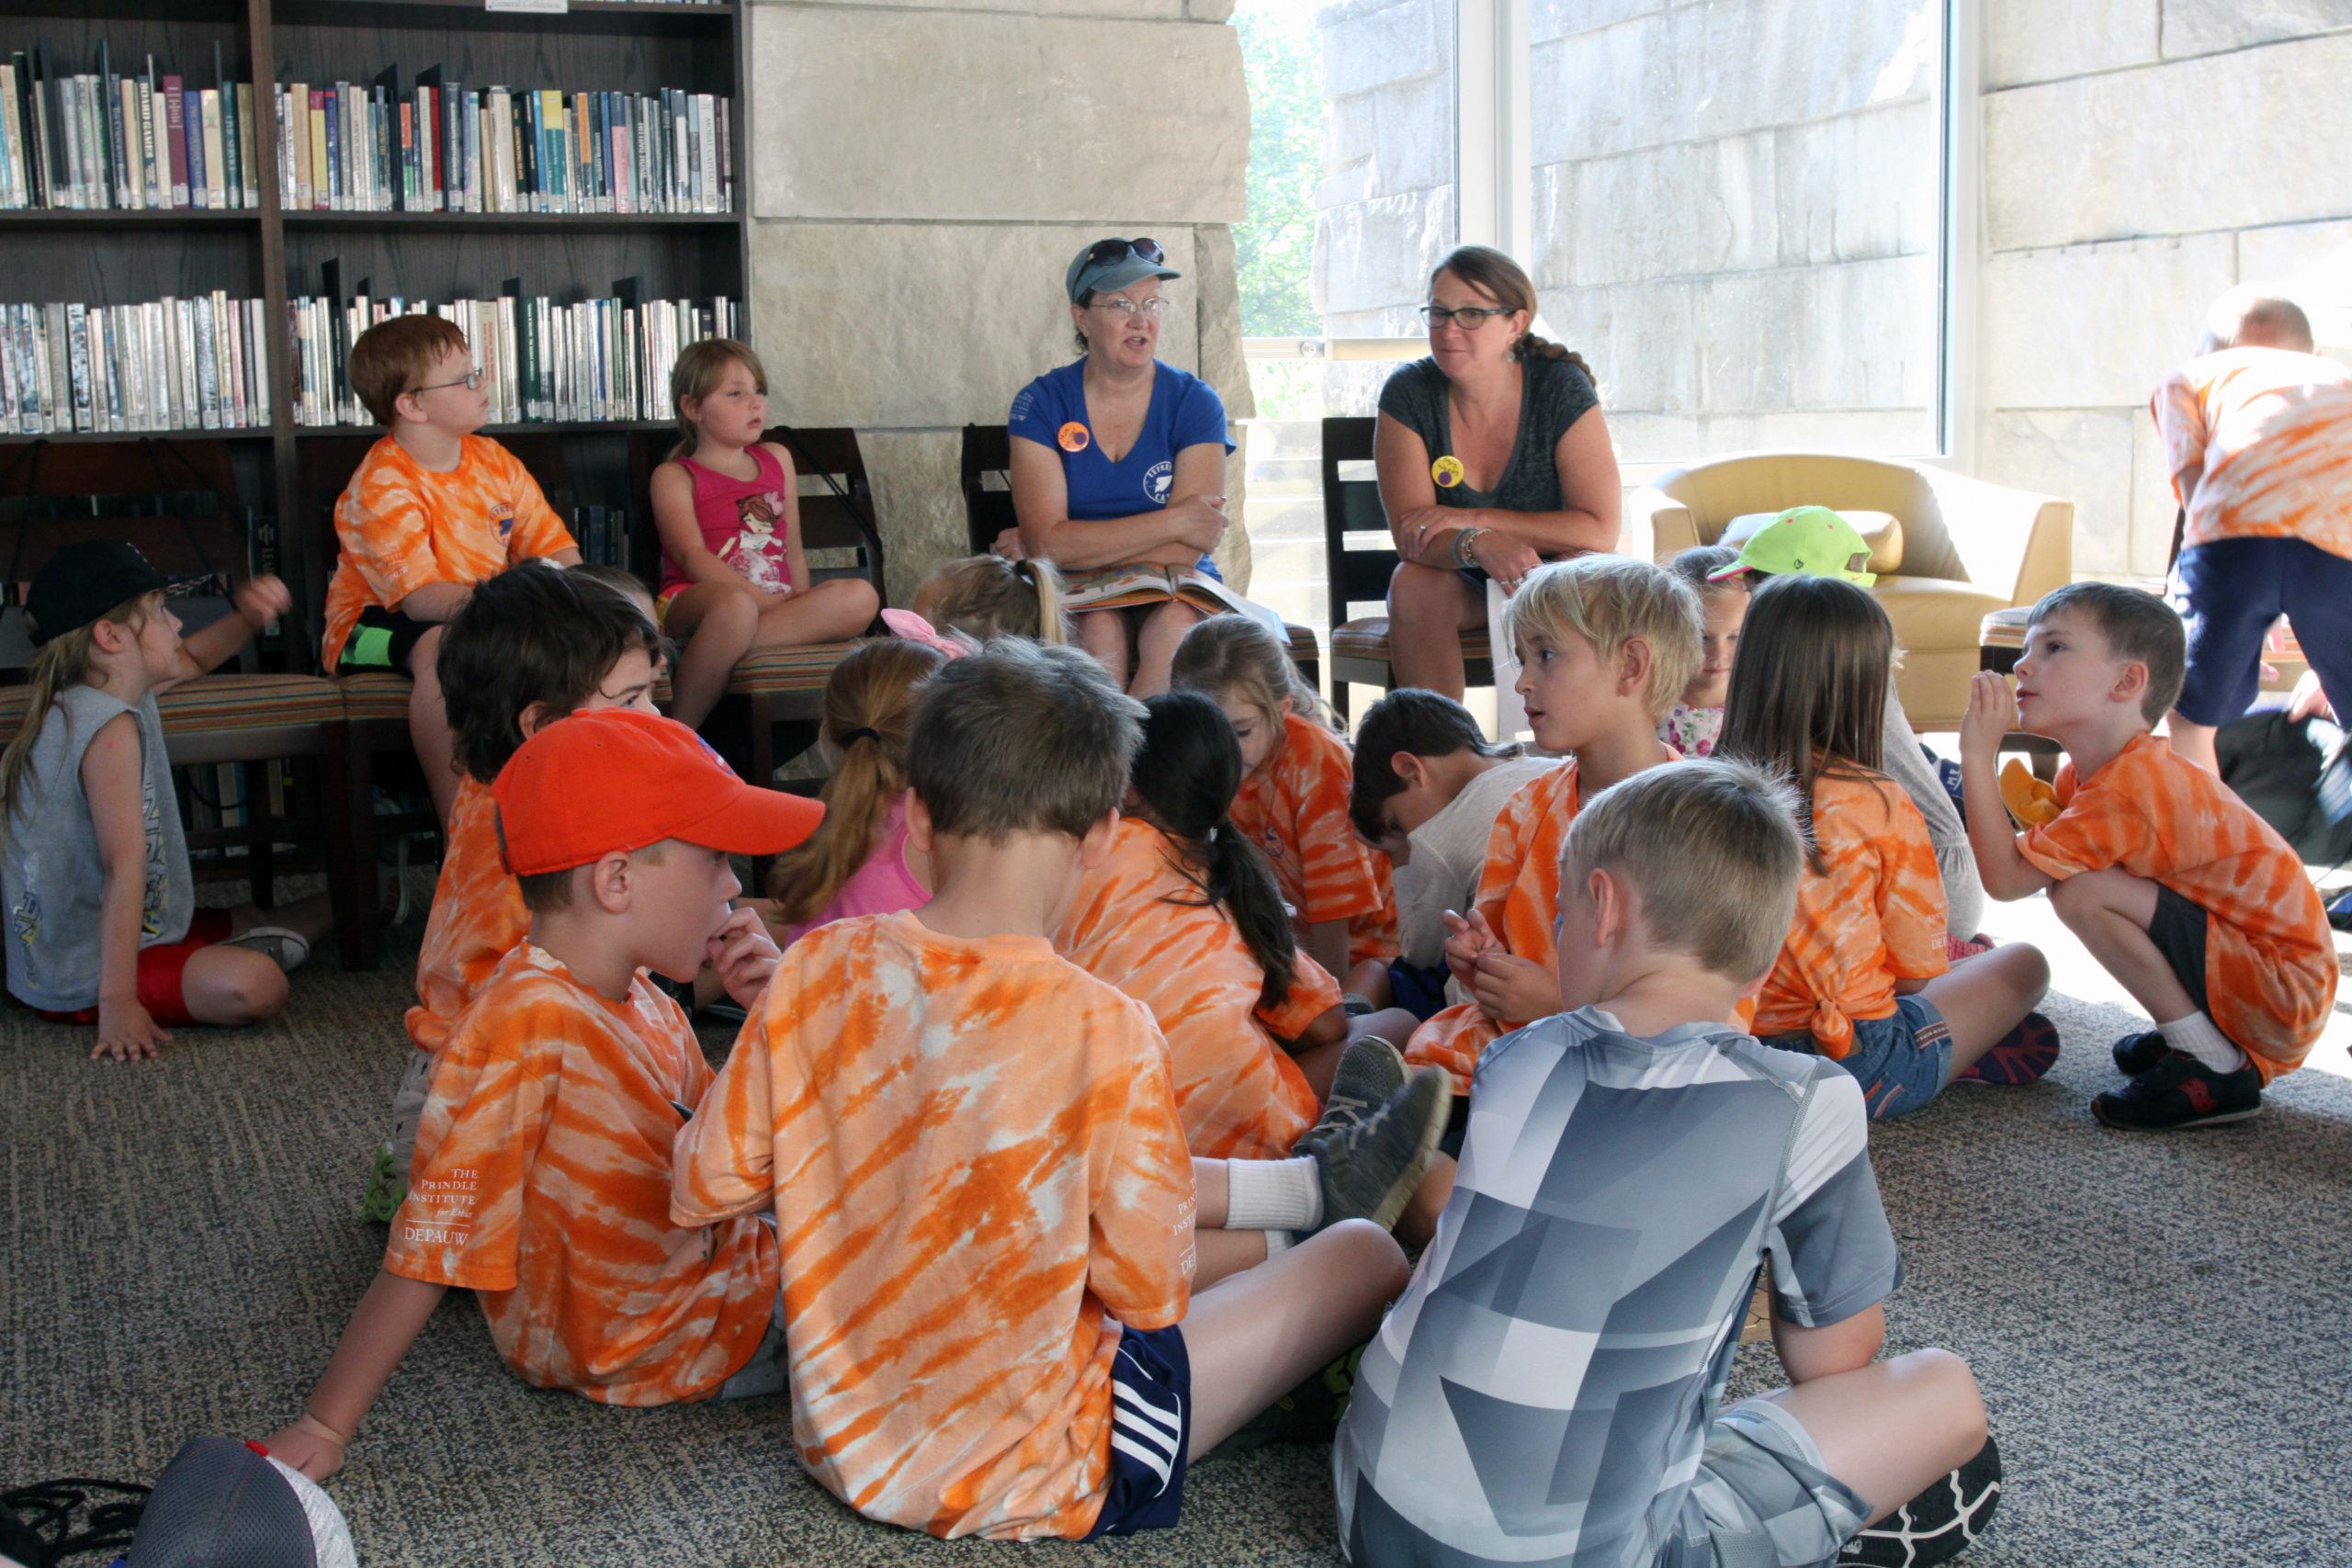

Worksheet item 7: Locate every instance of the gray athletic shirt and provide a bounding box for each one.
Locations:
[3,685,193,1011]
[1377,354,1600,515]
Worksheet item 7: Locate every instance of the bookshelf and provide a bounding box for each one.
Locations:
[2,0,751,663]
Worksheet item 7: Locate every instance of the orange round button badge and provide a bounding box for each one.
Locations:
[1431,455,1464,488]
[1058,422,1091,453]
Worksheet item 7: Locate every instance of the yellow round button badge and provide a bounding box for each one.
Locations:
[1430,455,1464,488]
[1058,422,1091,453]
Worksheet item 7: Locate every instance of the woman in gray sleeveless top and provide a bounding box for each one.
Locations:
[1377,246,1623,698]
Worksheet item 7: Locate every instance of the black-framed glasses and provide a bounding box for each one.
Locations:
[1087,236,1165,267]
[410,368,485,395]
[1420,304,1510,330]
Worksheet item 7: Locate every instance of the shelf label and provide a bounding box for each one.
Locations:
[486,0,570,12]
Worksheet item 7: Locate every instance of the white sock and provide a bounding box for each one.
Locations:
[2158,1012,2248,1075]
[1225,1156,1322,1233]
[1262,1229,1295,1258]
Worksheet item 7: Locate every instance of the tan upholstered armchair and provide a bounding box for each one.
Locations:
[1622,453,2074,730]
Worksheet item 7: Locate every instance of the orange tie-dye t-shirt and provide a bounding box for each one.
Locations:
[1752,770,1949,1059]
[1057,816,1333,1160]
[1403,761,1577,1093]
[404,774,530,1055]
[1231,712,1400,967]
[322,434,576,670]
[2018,731,2335,1078]
[2154,346,2352,560]
[383,943,779,1405]
[670,910,1197,1541]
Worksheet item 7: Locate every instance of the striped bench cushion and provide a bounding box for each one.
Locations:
[726,642,858,697]
[1,672,345,739]
[335,672,414,724]
[1329,617,1492,664]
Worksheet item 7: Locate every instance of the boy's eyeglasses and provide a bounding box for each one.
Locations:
[1420,305,1510,330]
[411,369,485,395]
[1092,297,1169,320]
[1086,236,1164,267]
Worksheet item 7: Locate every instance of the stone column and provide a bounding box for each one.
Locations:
[746,1,1253,604]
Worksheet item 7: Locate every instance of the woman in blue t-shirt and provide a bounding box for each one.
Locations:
[1378,245,1622,698]
[1008,236,1236,696]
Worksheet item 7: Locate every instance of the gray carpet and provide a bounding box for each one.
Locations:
[6,916,2351,1567]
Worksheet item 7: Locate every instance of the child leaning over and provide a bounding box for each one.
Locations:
[1336,760,1999,1568]
[673,640,1417,1540]
[322,314,582,824]
[1961,581,2337,1131]
[266,708,821,1479]
[2,542,330,1061]
[363,561,665,1219]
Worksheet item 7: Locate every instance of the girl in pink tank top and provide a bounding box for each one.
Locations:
[649,340,881,730]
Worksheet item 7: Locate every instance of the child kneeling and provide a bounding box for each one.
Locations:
[1336,760,1998,1568]
[673,640,1414,1540]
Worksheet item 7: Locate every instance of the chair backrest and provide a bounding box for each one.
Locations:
[1319,416,1396,635]
[1651,453,1960,581]
[961,423,1016,558]
[763,425,885,592]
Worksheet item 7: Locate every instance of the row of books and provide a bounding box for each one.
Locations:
[278,75,732,216]
[2,43,260,211]
[574,505,634,571]
[289,288,741,427]
[3,295,271,435]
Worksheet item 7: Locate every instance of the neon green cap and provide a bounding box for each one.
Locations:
[1709,505,1877,586]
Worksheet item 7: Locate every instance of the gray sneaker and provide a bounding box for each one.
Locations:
[1299,1062,1448,1234]
[220,925,311,973]
[1320,1034,1407,1135]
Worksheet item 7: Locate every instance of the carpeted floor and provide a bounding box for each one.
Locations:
[6,900,2351,1567]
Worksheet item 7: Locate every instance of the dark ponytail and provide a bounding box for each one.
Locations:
[1132,693,1299,1010]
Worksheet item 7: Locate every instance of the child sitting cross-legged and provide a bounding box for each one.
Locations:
[1336,759,2002,1568]
[362,561,666,1219]
[265,708,823,1480]
[672,639,1430,1540]
[1724,575,2052,1116]
[1402,554,1701,1139]
[1960,581,2338,1130]
[2,543,330,1061]
[1347,688,1556,1021]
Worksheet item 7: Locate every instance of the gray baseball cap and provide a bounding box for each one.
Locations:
[1066,237,1181,302]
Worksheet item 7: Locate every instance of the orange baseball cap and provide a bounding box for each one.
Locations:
[492,707,824,875]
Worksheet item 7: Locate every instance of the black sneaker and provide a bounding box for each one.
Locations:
[1298,1064,1447,1233]
[2110,1029,2170,1076]
[1838,1435,2002,1567]
[1320,1035,1408,1133]
[2092,1052,2261,1131]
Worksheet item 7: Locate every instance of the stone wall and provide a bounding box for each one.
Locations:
[1314,0,1458,344]
[1974,3,2352,581]
[744,1,1253,604]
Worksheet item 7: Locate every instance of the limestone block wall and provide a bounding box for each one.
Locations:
[1314,0,1458,342]
[1975,3,2352,581]
[744,1,1253,604]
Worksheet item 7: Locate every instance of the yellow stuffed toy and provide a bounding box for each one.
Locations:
[1998,758,2063,828]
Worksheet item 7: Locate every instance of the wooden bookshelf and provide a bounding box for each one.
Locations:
[4,0,752,664]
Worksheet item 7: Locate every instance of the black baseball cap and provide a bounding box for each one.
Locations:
[25,538,185,646]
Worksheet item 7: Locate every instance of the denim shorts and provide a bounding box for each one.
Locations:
[1766,993,1953,1120]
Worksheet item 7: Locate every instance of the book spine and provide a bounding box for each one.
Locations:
[162,75,186,208]
[107,77,131,208]
[237,83,259,206]
[193,293,218,429]
[64,301,90,430]
[135,77,157,209]
[217,84,241,209]
[323,86,340,210]
[696,94,718,214]
[248,299,269,426]
[215,289,243,428]
[308,91,327,209]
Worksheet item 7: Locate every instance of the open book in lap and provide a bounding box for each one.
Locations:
[1058,565,1289,640]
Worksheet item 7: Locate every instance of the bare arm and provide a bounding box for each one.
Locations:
[1301,919,1351,982]
[1772,1299,1886,1384]
[262,1269,450,1481]
[84,716,164,1061]
[1956,671,2053,901]
[1011,438,1227,570]
[165,576,290,688]
[2174,460,2201,515]
[1376,408,1620,569]
[395,581,473,622]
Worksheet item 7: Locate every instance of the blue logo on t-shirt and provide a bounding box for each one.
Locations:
[1143,461,1174,506]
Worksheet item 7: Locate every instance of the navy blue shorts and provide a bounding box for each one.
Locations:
[1084,1324,1191,1538]
[2146,882,2213,1017]
[2168,537,2352,728]
[1386,959,1451,1021]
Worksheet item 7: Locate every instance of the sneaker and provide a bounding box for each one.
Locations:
[1838,1435,2002,1567]
[1320,1034,1408,1132]
[2109,1028,2170,1077]
[2092,1052,2261,1131]
[221,925,311,973]
[1951,1011,2060,1086]
[1298,1063,1447,1233]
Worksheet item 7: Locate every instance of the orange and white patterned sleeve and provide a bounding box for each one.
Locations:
[383,1032,557,1292]
[1470,781,1538,934]
[1254,952,1343,1042]
[1875,796,1951,982]
[1084,1022,1195,1333]
[495,445,577,561]
[2153,367,2211,497]
[1290,734,1387,927]
[2017,790,2140,884]
[671,998,781,1228]
[335,461,445,610]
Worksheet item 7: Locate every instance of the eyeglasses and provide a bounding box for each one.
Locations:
[1092,296,1169,320]
[1420,304,1511,330]
[410,368,485,396]
[1087,236,1165,268]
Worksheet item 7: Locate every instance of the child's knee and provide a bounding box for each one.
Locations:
[407,624,445,682]
[1999,940,2051,1001]
[701,586,763,643]
[1319,1216,1411,1297]
[835,578,880,620]
[200,951,290,1022]
[1893,1347,1986,1441]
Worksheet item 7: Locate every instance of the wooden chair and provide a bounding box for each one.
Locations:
[1321,416,1492,721]
[958,422,1324,692]
[0,439,368,970]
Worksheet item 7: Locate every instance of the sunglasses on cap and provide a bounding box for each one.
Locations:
[1086,237,1164,268]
